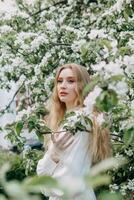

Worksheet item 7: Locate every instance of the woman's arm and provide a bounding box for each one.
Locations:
[36,142,59,176]
[40,131,92,198]
[36,132,74,176]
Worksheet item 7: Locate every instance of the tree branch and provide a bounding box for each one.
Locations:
[111,133,121,138]
[0,82,24,116]
[26,0,67,19]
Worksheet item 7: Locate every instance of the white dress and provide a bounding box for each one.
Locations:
[37,119,97,200]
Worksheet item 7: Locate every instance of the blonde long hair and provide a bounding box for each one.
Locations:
[46,63,112,164]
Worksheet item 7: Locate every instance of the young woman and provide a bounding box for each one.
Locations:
[37,63,111,200]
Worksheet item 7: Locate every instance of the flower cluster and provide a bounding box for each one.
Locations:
[60,108,93,135]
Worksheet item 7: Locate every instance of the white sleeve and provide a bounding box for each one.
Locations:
[39,132,92,198]
[36,143,58,176]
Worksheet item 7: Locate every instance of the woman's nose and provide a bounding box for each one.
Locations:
[60,81,67,88]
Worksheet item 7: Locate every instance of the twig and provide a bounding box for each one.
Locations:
[42,129,90,135]
[0,82,24,115]
[42,130,67,135]
[7,42,27,57]
[49,42,71,47]
[26,0,67,19]
[111,138,124,144]
[111,133,121,138]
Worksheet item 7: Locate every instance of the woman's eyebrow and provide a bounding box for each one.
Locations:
[66,76,76,79]
[58,76,76,79]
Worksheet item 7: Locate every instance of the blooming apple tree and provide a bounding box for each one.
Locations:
[0,0,134,199]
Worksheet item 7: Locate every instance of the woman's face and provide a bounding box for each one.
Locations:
[57,68,78,110]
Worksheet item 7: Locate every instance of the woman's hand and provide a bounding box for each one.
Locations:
[50,132,74,163]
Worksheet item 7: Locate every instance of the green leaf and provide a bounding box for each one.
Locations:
[15,121,23,135]
[83,75,100,96]
[75,122,86,132]
[128,79,134,88]
[108,75,124,82]
[23,175,59,192]
[80,43,89,57]
[35,122,52,141]
[123,128,134,146]
[36,123,51,134]
[84,116,93,127]
[123,10,129,21]
[35,105,49,117]
[99,39,112,51]
[119,46,131,56]
[28,115,37,132]
[98,191,122,200]
[5,181,26,198]
[96,90,118,112]
[85,174,111,188]
[0,163,11,182]
[65,111,76,118]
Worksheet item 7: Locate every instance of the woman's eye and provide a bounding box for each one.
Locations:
[57,80,62,83]
[68,79,75,83]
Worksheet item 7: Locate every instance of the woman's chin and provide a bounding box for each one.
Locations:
[59,97,67,103]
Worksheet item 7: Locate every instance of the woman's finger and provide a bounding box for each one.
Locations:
[62,138,74,149]
[60,134,74,145]
[57,132,72,144]
[51,133,57,143]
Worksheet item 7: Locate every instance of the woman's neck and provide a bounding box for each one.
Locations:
[66,105,83,113]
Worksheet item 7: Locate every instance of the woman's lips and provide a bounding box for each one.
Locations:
[60,92,68,96]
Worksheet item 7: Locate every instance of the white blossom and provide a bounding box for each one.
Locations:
[40,52,52,66]
[44,73,54,97]
[88,29,107,40]
[11,57,26,68]
[0,25,13,34]
[116,17,125,25]
[96,113,105,125]
[111,39,118,48]
[120,184,127,196]
[84,86,102,114]
[68,0,74,5]
[120,118,134,130]
[2,65,13,73]
[109,183,119,192]
[17,32,37,40]
[102,0,125,17]
[115,0,124,13]
[125,149,133,157]
[71,39,86,52]
[15,107,32,121]
[128,38,134,50]
[45,20,57,31]
[24,0,36,6]
[77,27,87,39]
[105,62,123,74]
[109,81,128,96]
[127,179,134,191]
[123,55,134,77]
[131,100,134,116]
[91,61,106,71]
[59,59,66,65]
[116,81,128,95]
[61,25,76,33]
[34,65,41,76]
[18,75,26,84]
[123,55,134,66]
[30,34,49,51]
[126,0,131,3]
